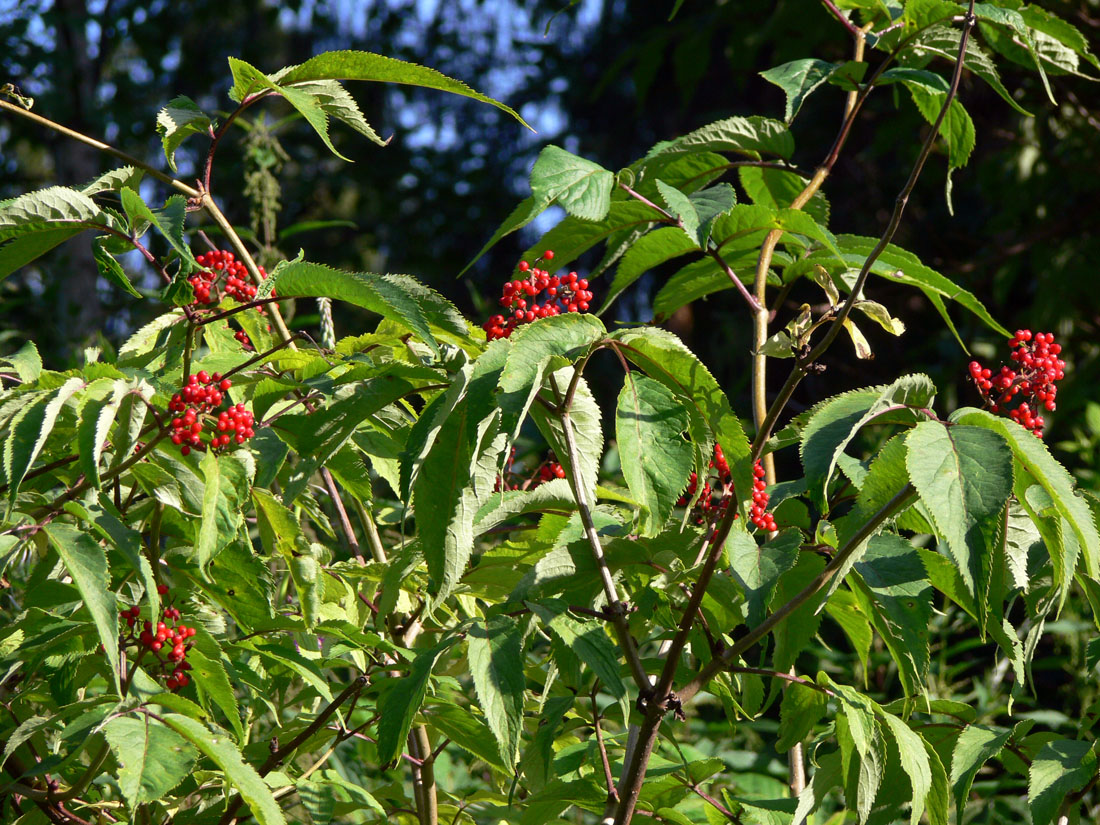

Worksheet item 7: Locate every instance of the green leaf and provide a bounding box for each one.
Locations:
[949,724,1015,822]
[610,326,752,506]
[615,374,693,536]
[414,402,495,602]
[196,450,247,573]
[0,185,106,244]
[728,528,800,626]
[530,145,614,221]
[953,408,1100,581]
[75,378,127,489]
[5,376,83,505]
[467,616,527,767]
[738,165,830,225]
[279,375,417,505]
[104,716,197,807]
[118,188,198,268]
[853,534,933,699]
[460,196,549,275]
[92,237,144,298]
[1028,739,1096,825]
[43,524,121,694]
[262,260,467,355]
[529,369,604,506]
[80,165,145,195]
[155,96,212,172]
[879,713,933,825]
[801,375,935,507]
[474,478,576,535]
[184,632,244,741]
[905,421,1012,599]
[272,49,531,129]
[656,179,700,243]
[527,600,625,698]
[776,680,828,753]
[647,116,795,160]
[0,225,86,280]
[228,58,353,161]
[0,341,41,383]
[498,313,605,430]
[287,79,386,147]
[376,638,458,766]
[889,69,975,170]
[760,59,867,123]
[519,201,660,274]
[421,702,507,771]
[597,227,698,314]
[832,235,1009,340]
[160,714,286,825]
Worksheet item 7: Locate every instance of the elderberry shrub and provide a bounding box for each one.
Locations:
[482,250,595,340]
[677,445,777,532]
[969,329,1065,437]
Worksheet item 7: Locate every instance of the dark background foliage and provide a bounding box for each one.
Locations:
[2,0,1098,480]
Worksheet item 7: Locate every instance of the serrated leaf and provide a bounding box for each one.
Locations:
[376,638,458,766]
[738,166,830,226]
[467,616,527,767]
[852,533,932,697]
[155,96,212,172]
[833,234,1009,343]
[76,378,127,489]
[1028,739,1096,825]
[0,225,86,280]
[287,79,386,146]
[530,145,614,221]
[5,376,83,504]
[421,702,507,771]
[43,524,121,694]
[953,408,1100,581]
[647,115,795,160]
[890,69,975,170]
[262,260,467,355]
[529,368,604,507]
[104,715,197,807]
[185,629,244,741]
[905,421,1012,598]
[776,680,828,753]
[118,188,197,268]
[656,179,700,243]
[0,341,41,383]
[949,723,1015,821]
[0,185,106,244]
[197,449,246,573]
[610,326,752,508]
[92,237,144,298]
[160,714,286,825]
[271,49,530,128]
[879,713,933,825]
[760,58,853,122]
[616,374,693,536]
[474,478,576,535]
[80,165,145,195]
[729,528,800,626]
[528,600,625,698]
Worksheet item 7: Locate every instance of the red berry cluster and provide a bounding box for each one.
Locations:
[493,449,566,492]
[538,461,567,484]
[969,329,1064,438]
[119,585,195,691]
[189,249,273,306]
[167,371,256,455]
[676,445,776,532]
[482,250,595,341]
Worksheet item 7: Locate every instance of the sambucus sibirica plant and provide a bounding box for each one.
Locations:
[2,4,1100,825]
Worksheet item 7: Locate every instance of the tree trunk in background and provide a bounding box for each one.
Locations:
[51,0,103,342]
